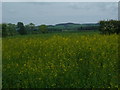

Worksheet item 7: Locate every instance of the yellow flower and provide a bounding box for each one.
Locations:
[16,64,18,67]
[24,64,26,66]
[76,40,79,43]
[80,58,83,61]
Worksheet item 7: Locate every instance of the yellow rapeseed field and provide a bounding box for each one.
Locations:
[2,33,119,88]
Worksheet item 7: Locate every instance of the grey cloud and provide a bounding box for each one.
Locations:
[68,2,118,10]
[2,2,118,25]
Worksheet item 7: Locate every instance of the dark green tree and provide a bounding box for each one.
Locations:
[29,23,35,31]
[99,20,120,35]
[2,23,8,37]
[39,24,48,33]
[25,23,39,34]
[7,23,17,36]
[0,24,2,37]
[17,22,27,35]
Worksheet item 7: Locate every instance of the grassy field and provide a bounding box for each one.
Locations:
[2,32,119,88]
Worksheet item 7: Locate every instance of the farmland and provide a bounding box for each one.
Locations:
[2,32,119,88]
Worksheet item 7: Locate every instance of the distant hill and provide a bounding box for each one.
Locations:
[55,22,99,26]
[55,23,79,26]
[47,22,99,31]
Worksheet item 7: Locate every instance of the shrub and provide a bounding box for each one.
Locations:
[99,20,120,35]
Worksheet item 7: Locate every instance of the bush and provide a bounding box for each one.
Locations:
[99,20,120,35]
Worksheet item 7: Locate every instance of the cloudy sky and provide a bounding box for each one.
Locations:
[2,2,118,25]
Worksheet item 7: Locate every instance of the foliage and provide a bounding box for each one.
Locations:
[17,22,27,35]
[1,22,100,37]
[77,26,99,31]
[2,23,8,37]
[25,23,36,34]
[39,24,48,33]
[47,28,62,32]
[2,23,17,37]
[2,33,118,88]
[0,24,1,37]
[7,23,17,36]
[99,20,120,34]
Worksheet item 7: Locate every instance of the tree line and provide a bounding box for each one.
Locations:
[1,20,120,37]
[77,26,99,31]
[1,22,48,37]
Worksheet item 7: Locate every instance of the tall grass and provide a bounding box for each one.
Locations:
[2,33,119,88]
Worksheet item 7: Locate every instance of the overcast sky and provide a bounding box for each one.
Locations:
[2,2,118,25]
[2,0,120,2]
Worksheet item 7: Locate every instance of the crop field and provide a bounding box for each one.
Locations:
[2,32,119,88]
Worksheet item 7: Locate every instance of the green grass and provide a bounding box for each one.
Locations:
[6,30,100,38]
[2,32,119,88]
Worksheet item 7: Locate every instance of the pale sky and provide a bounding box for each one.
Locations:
[1,0,119,2]
[2,2,118,25]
